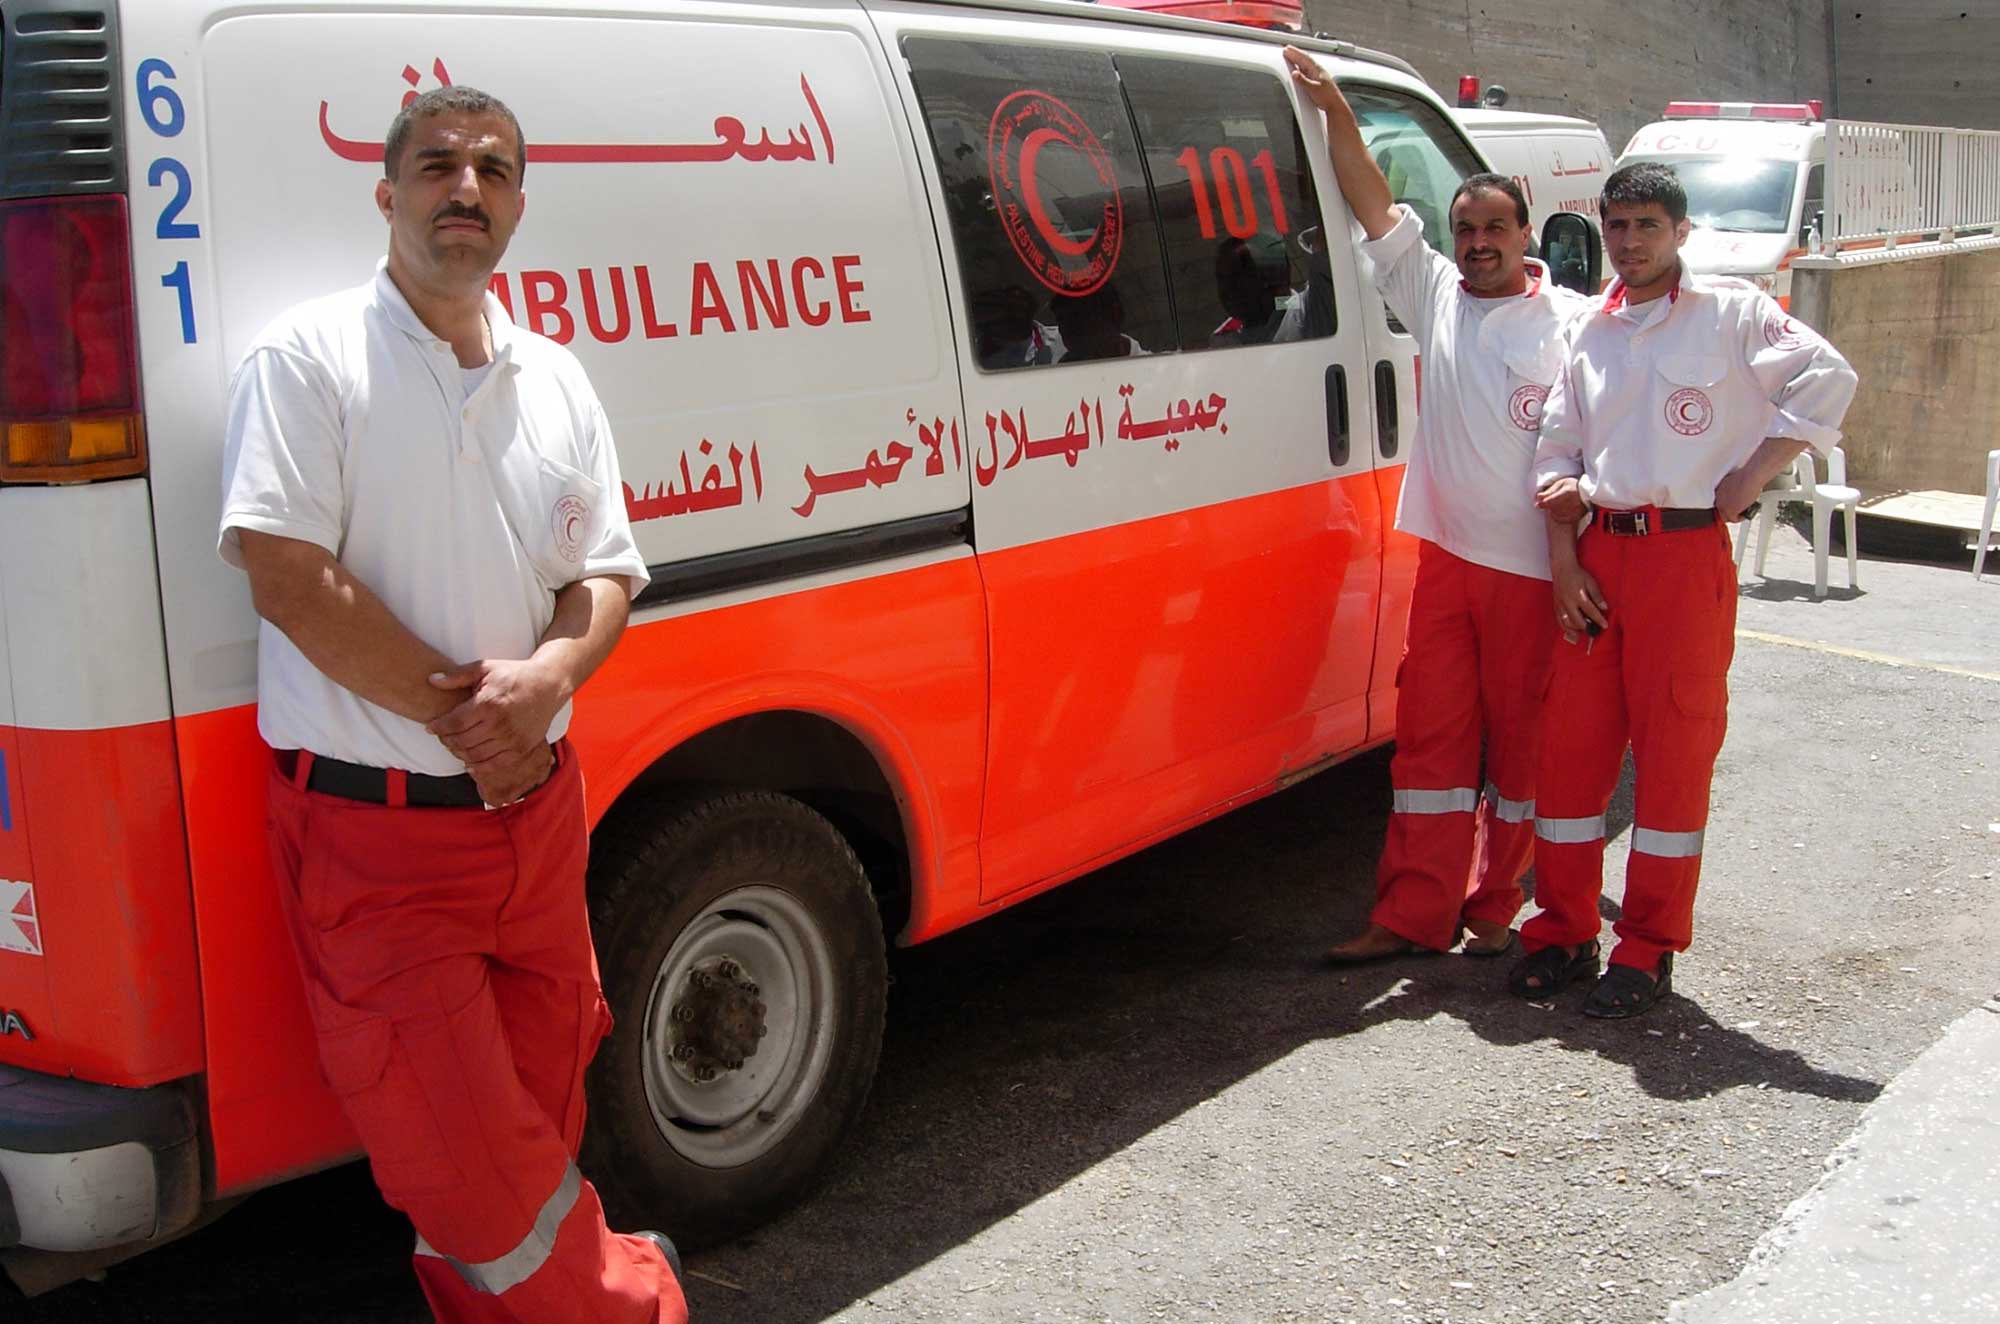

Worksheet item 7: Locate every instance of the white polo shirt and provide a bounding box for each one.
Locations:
[1534,263,1858,509]
[1361,207,1591,582]
[219,262,650,775]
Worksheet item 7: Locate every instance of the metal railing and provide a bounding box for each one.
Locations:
[1822,119,2000,252]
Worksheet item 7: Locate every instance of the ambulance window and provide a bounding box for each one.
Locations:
[1115,55,1336,350]
[904,38,1176,371]
[1342,85,1482,261]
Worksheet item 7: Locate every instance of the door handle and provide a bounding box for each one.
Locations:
[1325,364,1349,468]
[1374,359,1399,458]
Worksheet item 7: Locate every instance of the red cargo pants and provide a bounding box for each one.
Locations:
[265,744,686,1324]
[1373,541,1555,950]
[1520,515,1737,973]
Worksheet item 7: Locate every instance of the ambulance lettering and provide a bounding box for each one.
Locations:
[625,441,764,523]
[973,388,1230,486]
[793,413,964,518]
[0,1009,31,1041]
[323,70,836,167]
[489,256,870,345]
[1665,387,1714,436]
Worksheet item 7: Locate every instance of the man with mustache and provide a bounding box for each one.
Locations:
[217,87,686,1321]
[1285,48,1591,965]
[1511,162,1855,1016]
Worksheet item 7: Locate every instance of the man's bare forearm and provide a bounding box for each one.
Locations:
[532,576,633,705]
[1285,48,1397,239]
[237,529,460,724]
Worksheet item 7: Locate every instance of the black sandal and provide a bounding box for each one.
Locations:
[1507,940,1601,998]
[1583,952,1674,1019]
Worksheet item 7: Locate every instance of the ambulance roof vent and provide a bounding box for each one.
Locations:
[0,1,125,199]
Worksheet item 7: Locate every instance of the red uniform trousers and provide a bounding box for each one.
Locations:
[265,743,686,1324]
[1373,541,1555,950]
[1521,517,1737,973]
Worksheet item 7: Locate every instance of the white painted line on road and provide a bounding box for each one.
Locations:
[1736,629,2000,683]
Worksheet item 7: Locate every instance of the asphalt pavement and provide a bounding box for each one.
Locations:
[10,517,1998,1324]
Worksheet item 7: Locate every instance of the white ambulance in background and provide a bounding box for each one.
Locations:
[0,0,1506,1280]
[1451,105,1614,294]
[1618,101,1828,305]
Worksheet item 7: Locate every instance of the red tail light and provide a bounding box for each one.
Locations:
[1458,75,1480,108]
[0,195,146,483]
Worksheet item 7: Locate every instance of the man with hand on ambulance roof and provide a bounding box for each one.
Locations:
[1512,162,1856,1018]
[217,86,686,1322]
[1285,47,1592,966]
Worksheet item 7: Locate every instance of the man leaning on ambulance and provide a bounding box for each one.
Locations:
[1510,161,1858,1018]
[217,87,687,1321]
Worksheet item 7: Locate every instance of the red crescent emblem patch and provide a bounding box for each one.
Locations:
[1508,384,1549,432]
[1665,387,1714,437]
[552,493,588,562]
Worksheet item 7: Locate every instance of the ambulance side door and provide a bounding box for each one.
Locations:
[887,16,1384,901]
[1338,81,1486,736]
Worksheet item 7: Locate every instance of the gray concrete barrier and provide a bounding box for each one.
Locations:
[1791,241,2000,496]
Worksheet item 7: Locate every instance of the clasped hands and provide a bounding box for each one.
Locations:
[425,657,568,806]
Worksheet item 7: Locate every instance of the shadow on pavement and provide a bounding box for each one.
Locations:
[9,748,1883,1324]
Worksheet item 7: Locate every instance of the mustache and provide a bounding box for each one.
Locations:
[431,203,490,229]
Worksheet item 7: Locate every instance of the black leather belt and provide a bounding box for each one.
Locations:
[1595,507,1718,536]
[274,749,486,808]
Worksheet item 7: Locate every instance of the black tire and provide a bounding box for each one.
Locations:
[581,791,887,1248]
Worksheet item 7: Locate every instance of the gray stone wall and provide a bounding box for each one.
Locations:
[1830,3,2000,129]
[1302,0,1833,152]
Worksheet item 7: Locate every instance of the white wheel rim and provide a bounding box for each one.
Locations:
[640,884,837,1167]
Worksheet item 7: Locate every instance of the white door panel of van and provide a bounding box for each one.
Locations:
[882,10,1385,900]
[149,2,965,719]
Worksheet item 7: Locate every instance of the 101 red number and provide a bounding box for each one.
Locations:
[1174,146,1291,240]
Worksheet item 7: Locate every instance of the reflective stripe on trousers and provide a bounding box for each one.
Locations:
[1393,786,1481,815]
[1482,782,1535,825]
[1535,813,1605,845]
[417,1163,583,1296]
[1633,826,1705,858]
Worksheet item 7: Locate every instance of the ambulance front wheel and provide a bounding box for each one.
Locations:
[582,790,888,1248]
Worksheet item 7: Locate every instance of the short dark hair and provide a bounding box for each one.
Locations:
[384,86,526,181]
[1601,161,1686,223]
[1450,172,1530,227]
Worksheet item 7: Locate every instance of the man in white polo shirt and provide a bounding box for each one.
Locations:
[1286,48,1592,965]
[217,87,685,1322]
[1511,161,1856,1018]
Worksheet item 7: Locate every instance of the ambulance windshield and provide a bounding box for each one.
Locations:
[1623,156,1800,234]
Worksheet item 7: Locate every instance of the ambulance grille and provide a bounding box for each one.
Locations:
[0,2,124,198]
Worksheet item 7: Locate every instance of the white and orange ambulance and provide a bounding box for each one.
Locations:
[1617,101,1829,305]
[0,0,1492,1270]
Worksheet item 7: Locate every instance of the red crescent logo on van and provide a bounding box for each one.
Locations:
[987,90,1123,297]
[1508,384,1548,431]
[1665,388,1714,436]
[553,494,588,562]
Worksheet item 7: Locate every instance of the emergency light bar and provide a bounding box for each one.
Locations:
[1092,0,1307,31]
[1662,100,1824,121]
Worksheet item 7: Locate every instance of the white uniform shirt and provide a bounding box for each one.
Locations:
[1533,263,1859,509]
[1361,207,1592,581]
[219,262,650,775]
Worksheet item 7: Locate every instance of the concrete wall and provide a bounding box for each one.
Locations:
[1792,246,2000,493]
[1831,2,2000,130]
[1302,0,1833,152]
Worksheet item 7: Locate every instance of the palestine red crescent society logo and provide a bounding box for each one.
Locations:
[1763,310,1812,351]
[552,494,588,562]
[986,90,1123,297]
[1665,388,1714,436]
[1508,384,1549,432]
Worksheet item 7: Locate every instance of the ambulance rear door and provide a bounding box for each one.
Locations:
[883,7,1386,900]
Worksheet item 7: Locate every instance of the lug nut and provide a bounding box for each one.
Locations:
[689,970,713,989]
[695,1066,716,1083]
[672,1002,693,1023]
[717,959,740,980]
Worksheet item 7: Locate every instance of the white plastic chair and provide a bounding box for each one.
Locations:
[1976,449,1999,581]
[1736,446,1860,598]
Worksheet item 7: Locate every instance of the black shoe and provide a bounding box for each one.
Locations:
[637,1230,683,1286]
